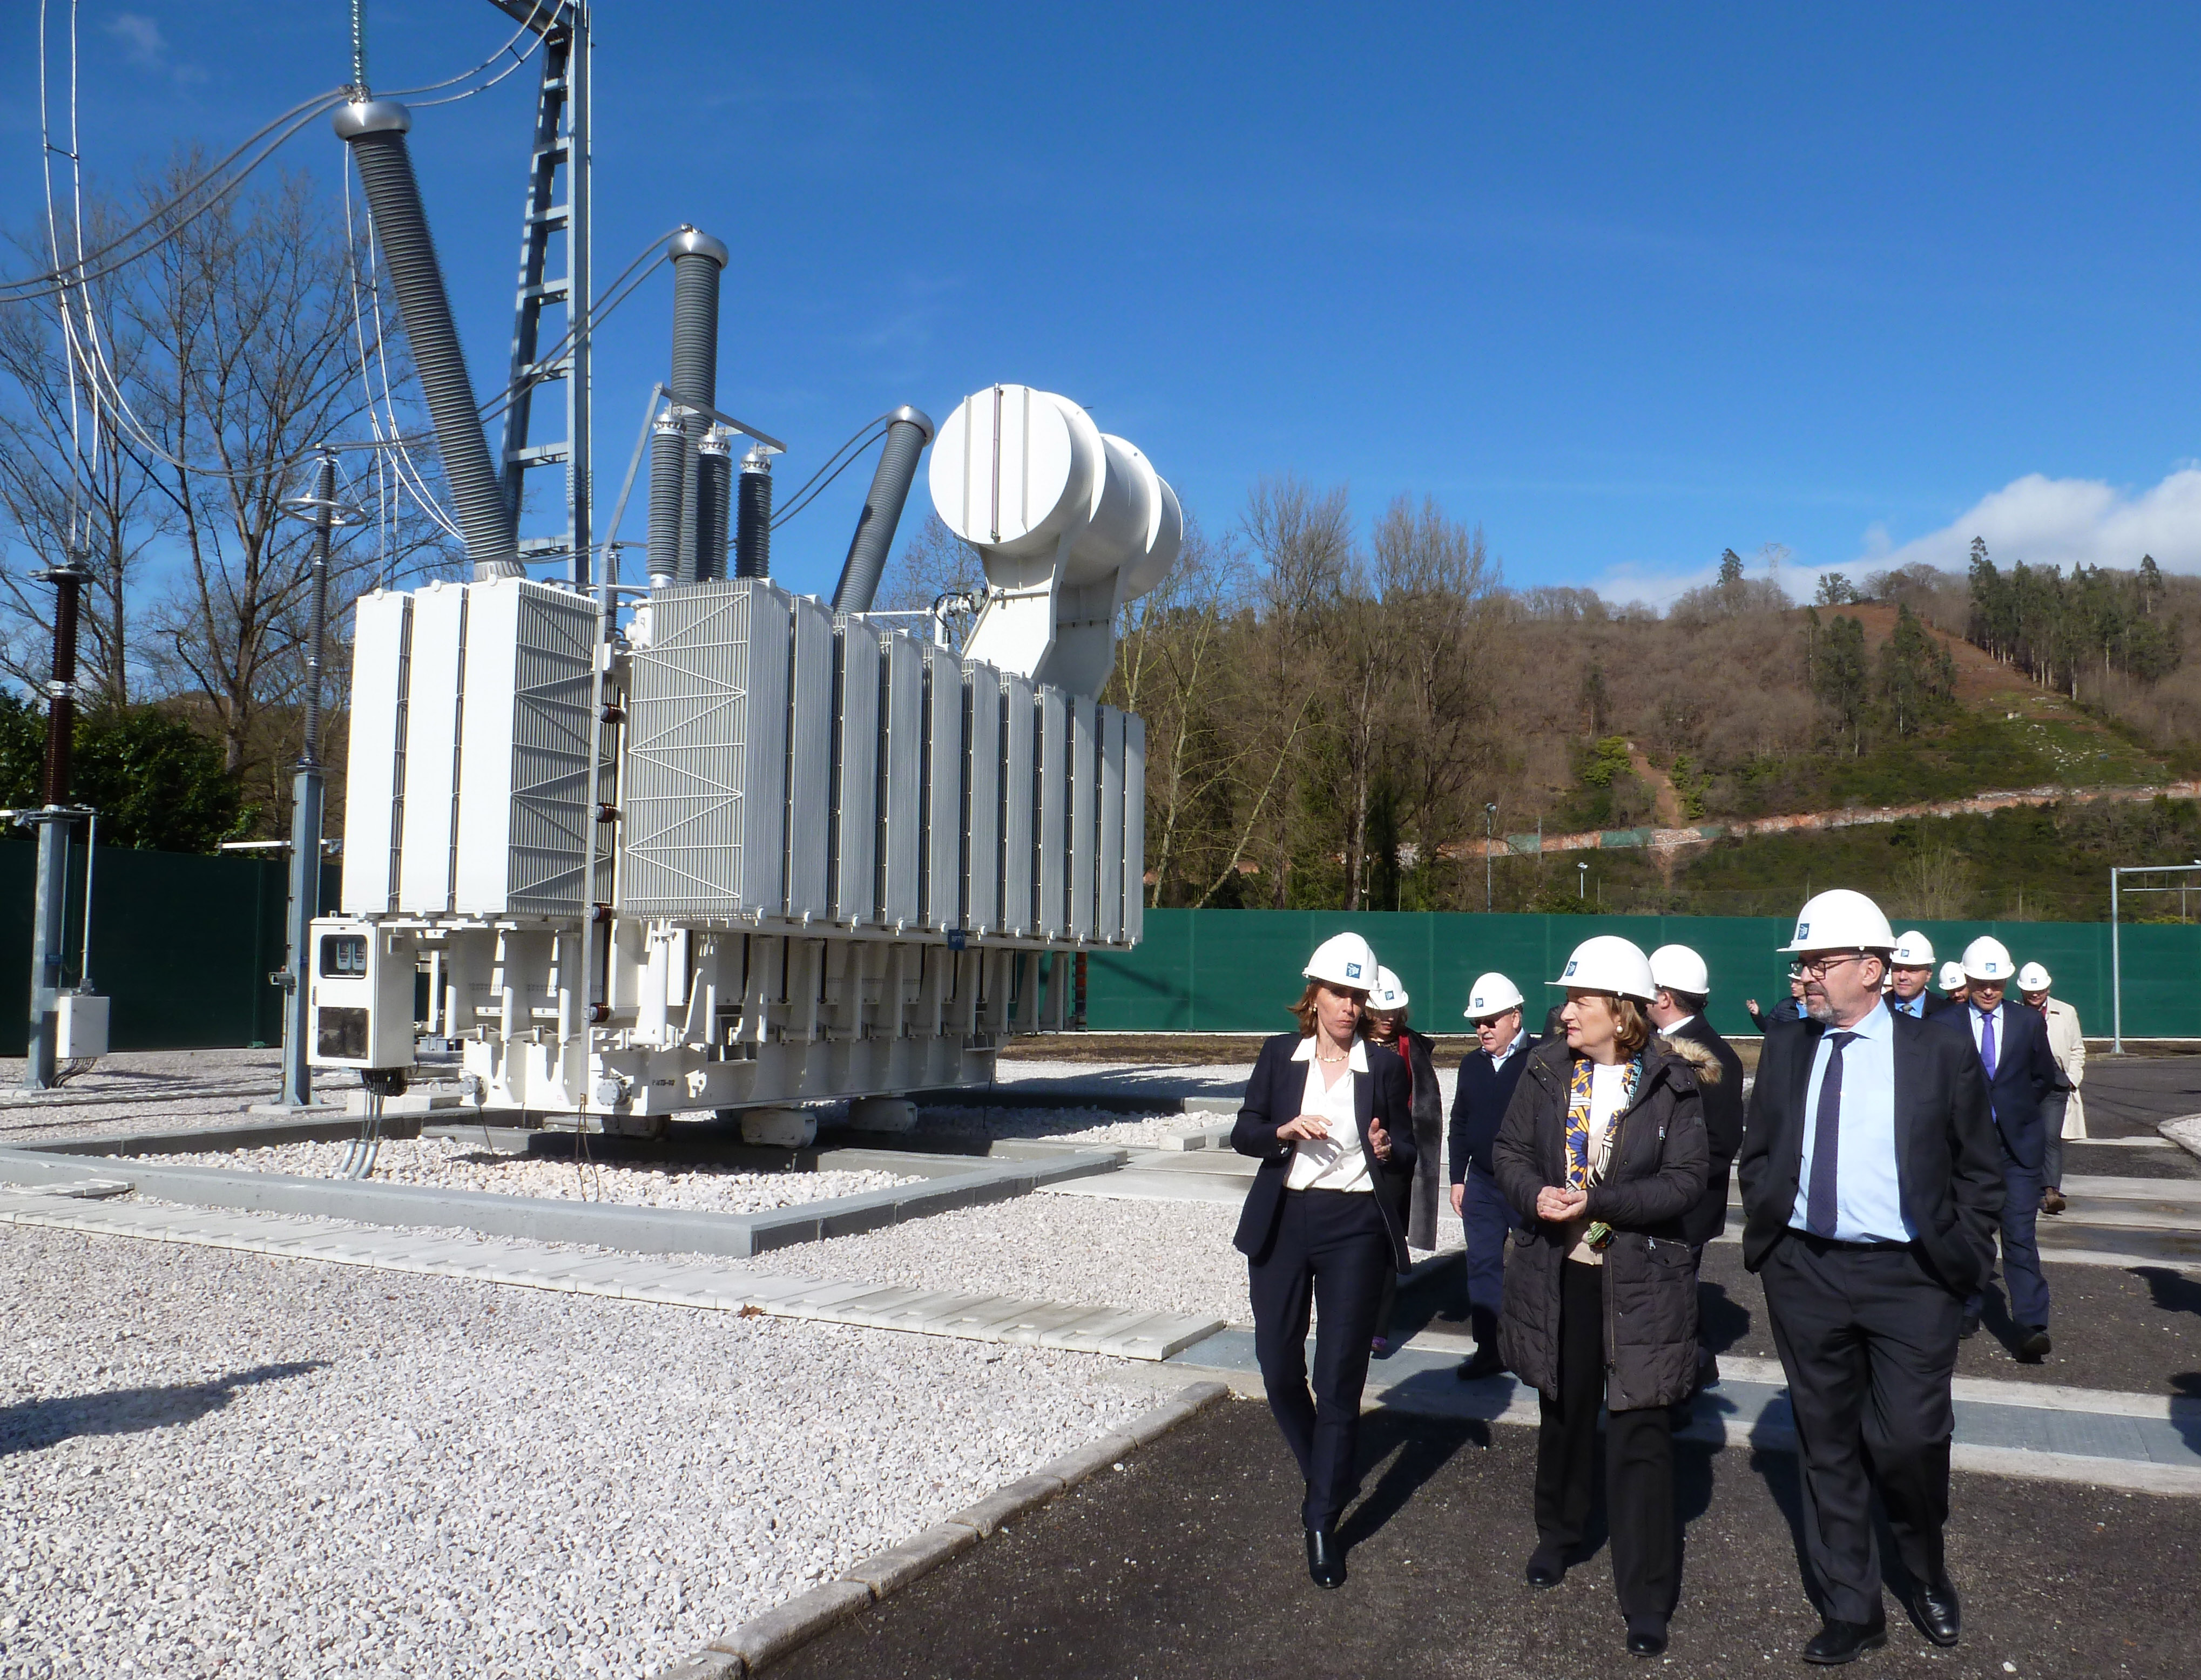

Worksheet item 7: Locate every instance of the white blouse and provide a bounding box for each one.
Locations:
[1285,1037,1374,1194]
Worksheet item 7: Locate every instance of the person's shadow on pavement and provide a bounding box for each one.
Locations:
[1338,1410,1488,1549]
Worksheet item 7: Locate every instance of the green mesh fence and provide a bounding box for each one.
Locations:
[1085,910,2192,1041]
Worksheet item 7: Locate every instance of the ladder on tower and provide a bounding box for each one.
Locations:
[496,1,591,584]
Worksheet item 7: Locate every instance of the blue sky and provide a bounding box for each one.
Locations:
[5,2,2201,607]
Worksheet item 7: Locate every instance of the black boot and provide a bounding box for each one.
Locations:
[1305,1527,1345,1589]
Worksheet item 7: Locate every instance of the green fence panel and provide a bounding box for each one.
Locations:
[0,840,340,1055]
[1085,910,2198,1040]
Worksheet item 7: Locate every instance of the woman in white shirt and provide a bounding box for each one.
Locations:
[1493,935,1709,1658]
[1230,931,1418,1589]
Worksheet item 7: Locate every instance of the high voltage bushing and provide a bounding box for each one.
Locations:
[334,100,520,579]
[646,412,687,591]
[832,405,935,613]
[668,227,727,586]
[735,448,773,579]
[696,428,732,583]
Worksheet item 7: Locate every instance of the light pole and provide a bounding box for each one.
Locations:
[1484,803,1496,913]
[1577,861,1588,900]
[18,556,87,1090]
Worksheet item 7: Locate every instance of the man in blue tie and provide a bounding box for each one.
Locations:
[1953,936,2062,1357]
[1738,890,2002,1664]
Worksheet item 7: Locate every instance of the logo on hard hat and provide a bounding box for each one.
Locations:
[1563,960,1578,977]
[1345,962,1361,979]
[1471,994,1485,1010]
[1795,922,1809,941]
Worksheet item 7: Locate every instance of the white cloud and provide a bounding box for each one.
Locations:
[103,12,163,65]
[1861,467,2201,576]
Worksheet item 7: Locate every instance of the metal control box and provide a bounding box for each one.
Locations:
[306,918,418,1071]
[55,992,109,1059]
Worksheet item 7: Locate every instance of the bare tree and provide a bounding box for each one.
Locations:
[0,204,160,704]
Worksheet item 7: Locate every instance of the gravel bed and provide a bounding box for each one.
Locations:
[0,1223,1146,1679]
[909,1102,1219,1150]
[0,1050,304,1147]
[746,1193,1254,1325]
[149,1136,920,1212]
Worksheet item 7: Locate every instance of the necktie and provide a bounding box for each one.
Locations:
[1979,1009,1997,1080]
[1806,1031,1859,1238]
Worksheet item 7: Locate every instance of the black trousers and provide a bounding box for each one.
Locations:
[1535,1259,1677,1621]
[1760,1232,1960,1624]
[1249,1188,1392,1531]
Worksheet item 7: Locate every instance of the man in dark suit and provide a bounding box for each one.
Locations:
[1951,936,2062,1357]
[1925,961,1969,1020]
[1738,890,2002,1663]
[1886,930,1937,1020]
[1448,972,1537,1380]
[1646,943,1745,1399]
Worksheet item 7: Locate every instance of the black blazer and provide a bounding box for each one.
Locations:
[1448,1033,1540,1182]
[1737,1009,2004,1297]
[1665,1014,1746,1245]
[1232,1032,1418,1273]
[1946,1000,2061,1169]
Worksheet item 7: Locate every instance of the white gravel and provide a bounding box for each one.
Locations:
[150,1136,920,1212]
[0,1049,302,1147]
[739,1191,1253,1325]
[0,1222,1148,1679]
[910,1101,1220,1150]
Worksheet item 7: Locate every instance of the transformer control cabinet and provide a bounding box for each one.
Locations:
[306,919,418,1073]
[55,992,109,1059]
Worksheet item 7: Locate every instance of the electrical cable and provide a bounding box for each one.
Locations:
[769,423,893,530]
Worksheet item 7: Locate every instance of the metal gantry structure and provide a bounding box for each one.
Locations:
[495,1,591,583]
[2106,862,2201,1053]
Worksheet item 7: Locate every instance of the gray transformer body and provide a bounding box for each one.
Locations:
[321,573,1140,1122]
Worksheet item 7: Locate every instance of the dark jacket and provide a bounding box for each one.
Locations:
[1492,1038,1711,1412]
[1923,992,1968,1022]
[1449,1032,1540,1182]
[1951,1000,2062,1170]
[1381,1025,1445,1250]
[1745,994,1805,1033]
[1737,1009,2003,1297]
[1232,1032,1419,1273]
[1664,1015,1745,1246]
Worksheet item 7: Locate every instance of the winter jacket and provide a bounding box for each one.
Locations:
[1450,1033,1541,1181]
[1376,1025,1445,1249]
[1492,1036,1710,1413]
[2038,997,2086,1139]
[1662,1017,1745,1246]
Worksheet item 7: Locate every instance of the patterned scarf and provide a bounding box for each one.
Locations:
[1564,1053,1644,1191]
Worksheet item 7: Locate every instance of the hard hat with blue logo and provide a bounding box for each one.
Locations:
[1367,967,1410,1012]
[1464,972,1525,1020]
[1548,934,1657,1002]
[1302,932,1379,991]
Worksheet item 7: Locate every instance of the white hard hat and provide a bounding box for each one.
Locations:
[1649,944,1710,998]
[1549,934,1657,1002]
[1891,930,1935,967]
[1368,967,1409,1012]
[2016,961,2053,992]
[1779,888,1897,954]
[1939,960,1967,992]
[1303,931,1378,990]
[1962,936,2014,981]
[1464,972,1525,1020]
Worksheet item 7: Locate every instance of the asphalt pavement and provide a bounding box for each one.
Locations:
[778,1397,2200,1680]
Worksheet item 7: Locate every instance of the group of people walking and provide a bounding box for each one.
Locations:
[1232,889,2082,1662]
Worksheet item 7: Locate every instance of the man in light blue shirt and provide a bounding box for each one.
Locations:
[1788,995,1911,1242]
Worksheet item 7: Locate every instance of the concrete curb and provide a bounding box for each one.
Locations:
[911,1086,1240,1115]
[2159,1115,2201,1162]
[648,1381,1231,1678]
[0,1142,1122,1261]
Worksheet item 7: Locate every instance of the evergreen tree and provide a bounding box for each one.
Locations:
[1810,613,1872,754]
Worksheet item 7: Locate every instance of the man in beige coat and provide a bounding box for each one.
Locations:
[2018,962,2084,1216]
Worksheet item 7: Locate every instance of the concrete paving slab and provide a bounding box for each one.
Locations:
[991,1303,1106,1346]
[1040,1306,1166,1354]
[920,1295,1061,1338]
[1036,1169,1246,1204]
[1105,1315,1230,1361]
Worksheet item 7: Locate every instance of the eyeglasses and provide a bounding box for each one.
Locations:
[1795,952,1872,977]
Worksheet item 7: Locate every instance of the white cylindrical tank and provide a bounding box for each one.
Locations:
[930,385,1179,600]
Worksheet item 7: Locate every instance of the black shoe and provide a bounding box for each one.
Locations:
[1525,1543,1568,1588]
[1959,1312,1981,1340]
[1306,1527,1345,1589]
[1802,1617,1887,1664]
[1626,1617,1669,1657]
[1907,1576,1961,1647]
[1456,1347,1507,1381]
[2016,1326,2051,1361]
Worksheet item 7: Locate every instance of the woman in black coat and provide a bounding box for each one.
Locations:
[1231,931,1416,1590]
[1363,966,1443,1354]
[1495,934,1709,1658]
